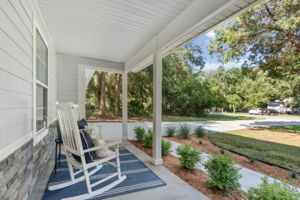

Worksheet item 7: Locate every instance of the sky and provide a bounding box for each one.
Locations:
[192,31,242,74]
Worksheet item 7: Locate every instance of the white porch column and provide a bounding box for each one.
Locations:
[122,73,128,141]
[152,46,163,166]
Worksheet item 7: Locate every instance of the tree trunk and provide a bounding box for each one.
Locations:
[100,72,106,115]
[94,71,101,111]
[118,74,122,115]
[114,74,120,115]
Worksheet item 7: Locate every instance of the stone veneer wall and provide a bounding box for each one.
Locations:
[0,130,56,200]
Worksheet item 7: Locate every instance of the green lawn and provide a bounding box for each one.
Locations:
[208,126,300,171]
[266,125,300,135]
[87,112,264,122]
[162,115,264,122]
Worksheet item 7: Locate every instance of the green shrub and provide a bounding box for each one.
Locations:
[134,126,145,142]
[195,126,205,138]
[247,177,300,200]
[128,100,149,116]
[178,124,190,139]
[199,140,202,144]
[291,170,298,179]
[220,149,225,154]
[204,153,241,195]
[176,144,201,170]
[249,154,257,164]
[142,129,153,148]
[162,139,172,156]
[166,127,176,137]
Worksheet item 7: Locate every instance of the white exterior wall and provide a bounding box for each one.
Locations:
[0,0,56,161]
[57,53,124,104]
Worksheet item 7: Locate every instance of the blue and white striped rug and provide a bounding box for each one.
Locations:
[43,147,166,200]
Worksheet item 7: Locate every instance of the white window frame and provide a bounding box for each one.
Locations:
[33,18,49,146]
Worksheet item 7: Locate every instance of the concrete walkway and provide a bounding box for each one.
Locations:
[167,139,300,193]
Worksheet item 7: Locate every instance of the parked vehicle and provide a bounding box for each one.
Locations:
[249,108,263,115]
[267,101,284,113]
[261,109,279,115]
[267,99,299,114]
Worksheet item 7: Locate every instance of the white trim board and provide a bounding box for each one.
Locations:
[0,132,32,162]
[33,128,49,146]
[79,64,124,74]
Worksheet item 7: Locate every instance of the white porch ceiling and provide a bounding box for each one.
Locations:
[38,0,196,63]
[38,0,260,71]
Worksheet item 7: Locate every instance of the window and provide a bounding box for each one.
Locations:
[35,29,48,133]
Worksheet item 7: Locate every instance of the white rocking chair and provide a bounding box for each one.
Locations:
[49,103,126,200]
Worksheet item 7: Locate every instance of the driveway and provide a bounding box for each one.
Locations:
[204,113,300,132]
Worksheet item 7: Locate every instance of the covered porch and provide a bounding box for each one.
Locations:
[47,0,260,165]
[0,0,262,199]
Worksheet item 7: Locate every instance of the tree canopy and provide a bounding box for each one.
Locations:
[205,67,300,112]
[209,0,300,77]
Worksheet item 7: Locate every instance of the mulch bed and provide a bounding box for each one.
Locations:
[167,135,300,188]
[130,140,247,200]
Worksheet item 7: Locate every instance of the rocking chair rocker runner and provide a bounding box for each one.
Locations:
[49,103,126,200]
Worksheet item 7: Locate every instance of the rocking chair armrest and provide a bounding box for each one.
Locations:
[80,126,102,134]
[79,129,91,135]
[83,140,122,153]
[79,128,91,133]
[80,125,102,131]
[104,140,122,147]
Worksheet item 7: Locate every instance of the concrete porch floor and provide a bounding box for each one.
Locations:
[105,142,210,200]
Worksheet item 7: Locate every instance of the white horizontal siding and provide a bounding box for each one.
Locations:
[57,59,78,104]
[0,69,32,95]
[0,49,32,83]
[0,0,32,45]
[0,90,32,109]
[0,28,32,68]
[0,107,32,149]
[0,9,32,54]
[0,0,56,157]
[9,0,32,33]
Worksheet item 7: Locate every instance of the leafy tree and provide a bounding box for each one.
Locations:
[209,0,300,77]
[205,66,299,111]
[205,67,244,112]
[128,66,153,116]
[128,42,213,117]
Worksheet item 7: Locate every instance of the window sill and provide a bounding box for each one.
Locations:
[33,128,49,146]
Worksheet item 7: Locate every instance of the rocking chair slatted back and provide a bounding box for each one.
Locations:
[52,103,126,199]
[71,104,82,121]
[57,103,83,156]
